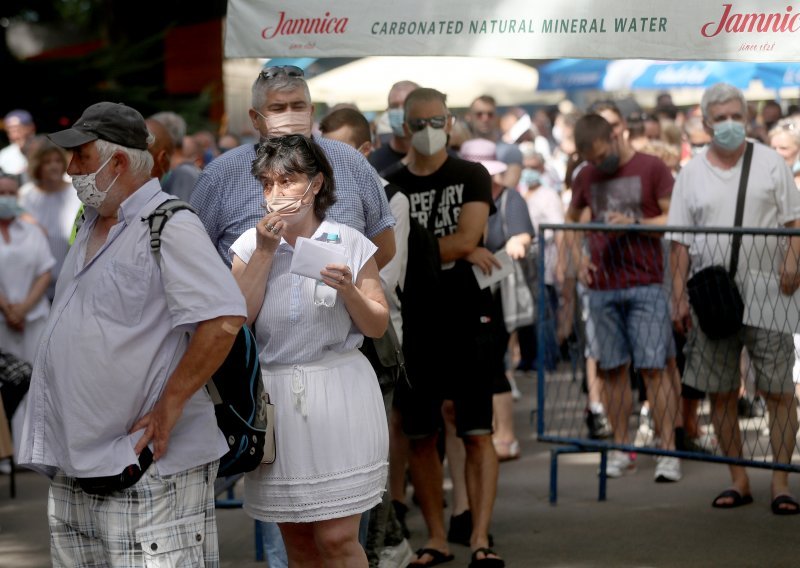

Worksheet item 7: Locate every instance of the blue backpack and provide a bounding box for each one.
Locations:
[144,199,273,477]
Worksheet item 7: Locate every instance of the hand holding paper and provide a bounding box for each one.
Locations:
[290,237,348,281]
[472,249,514,289]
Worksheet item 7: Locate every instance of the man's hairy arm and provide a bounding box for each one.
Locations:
[437,201,490,264]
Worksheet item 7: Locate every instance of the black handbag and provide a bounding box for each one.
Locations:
[686,142,752,341]
[360,321,407,395]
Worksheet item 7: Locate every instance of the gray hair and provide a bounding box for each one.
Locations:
[149,112,187,149]
[96,136,154,178]
[701,83,747,122]
[251,75,311,111]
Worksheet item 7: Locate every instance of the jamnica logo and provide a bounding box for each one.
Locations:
[261,11,348,40]
[701,3,800,37]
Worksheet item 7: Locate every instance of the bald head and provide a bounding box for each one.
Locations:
[146,118,174,180]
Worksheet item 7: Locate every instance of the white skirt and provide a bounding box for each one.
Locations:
[244,349,388,523]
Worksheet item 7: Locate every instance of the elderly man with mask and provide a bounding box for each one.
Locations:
[369,80,419,177]
[17,102,248,566]
[670,82,800,515]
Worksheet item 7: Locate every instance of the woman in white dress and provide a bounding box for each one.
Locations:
[230,135,389,567]
[0,173,54,362]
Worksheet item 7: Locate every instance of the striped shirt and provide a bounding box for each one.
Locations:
[190,137,394,266]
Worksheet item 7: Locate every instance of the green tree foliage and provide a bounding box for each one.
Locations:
[0,0,226,135]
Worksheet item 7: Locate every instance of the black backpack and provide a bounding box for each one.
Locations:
[144,199,272,477]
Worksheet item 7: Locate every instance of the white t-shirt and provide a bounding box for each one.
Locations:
[0,144,27,177]
[668,142,800,281]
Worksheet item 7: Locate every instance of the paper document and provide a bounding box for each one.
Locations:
[290,237,348,280]
[472,249,514,290]
[741,269,800,334]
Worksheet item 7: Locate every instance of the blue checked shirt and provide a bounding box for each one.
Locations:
[190,136,395,266]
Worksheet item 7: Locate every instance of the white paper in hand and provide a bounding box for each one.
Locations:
[290,237,348,280]
[472,249,514,289]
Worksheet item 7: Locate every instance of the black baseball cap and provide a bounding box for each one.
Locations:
[48,102,149,150]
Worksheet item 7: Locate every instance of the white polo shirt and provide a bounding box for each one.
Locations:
[18,179,247,477]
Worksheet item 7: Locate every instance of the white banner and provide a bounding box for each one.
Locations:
[225,0,800,61]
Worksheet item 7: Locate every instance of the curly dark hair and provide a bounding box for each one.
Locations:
[252,135,336,219]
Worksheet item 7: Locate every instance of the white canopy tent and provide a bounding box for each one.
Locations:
[305,56,544,112]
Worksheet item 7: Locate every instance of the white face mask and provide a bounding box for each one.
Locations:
[265,179,314,220]
[71,155,119,208]
[256,110,312,138]
[411,126,447,156]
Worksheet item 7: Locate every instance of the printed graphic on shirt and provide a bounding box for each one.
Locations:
[406,183,465,236]
[590,176,643,224]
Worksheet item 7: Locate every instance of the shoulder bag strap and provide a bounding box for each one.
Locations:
[729,141,753,277]
[499,189,510,243]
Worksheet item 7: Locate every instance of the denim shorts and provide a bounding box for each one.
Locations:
[587,284,671,371]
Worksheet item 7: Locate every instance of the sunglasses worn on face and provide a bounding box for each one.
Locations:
[260,65,305,81]
[407,115,448,132]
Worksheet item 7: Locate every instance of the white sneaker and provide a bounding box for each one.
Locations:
[378,539,415,568]
[654,456,682,483]
[602,450,637,478]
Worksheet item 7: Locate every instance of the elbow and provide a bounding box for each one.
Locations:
[363,309,389,339]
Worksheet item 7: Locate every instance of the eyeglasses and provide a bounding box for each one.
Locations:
[775,119,797,131]
[259,65,305,81]
[406,115,449,132]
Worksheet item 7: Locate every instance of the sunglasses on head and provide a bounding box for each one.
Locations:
[407,115,449,133]
[259,65,305,81]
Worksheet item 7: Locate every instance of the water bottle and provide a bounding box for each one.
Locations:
[313,232,340,307]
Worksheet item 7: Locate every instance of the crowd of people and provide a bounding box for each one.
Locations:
[1,68,800,568]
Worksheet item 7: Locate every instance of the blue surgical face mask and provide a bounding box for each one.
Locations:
[793,159,800,175]
[520,168,542,187]
[0,195,23,219]
[388,108,405,137]
[712,120,746,151]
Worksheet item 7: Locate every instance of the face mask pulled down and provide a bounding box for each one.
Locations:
[411,126,447,156]
[72,155,119,208]
[264,179,314,220]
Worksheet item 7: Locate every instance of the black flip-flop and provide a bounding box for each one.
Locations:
[711,489,754,509]
[771,494,800,516]
[407,548,455,567]
[469,547,505,568]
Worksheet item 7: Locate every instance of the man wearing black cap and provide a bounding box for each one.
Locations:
[17,102,248,566]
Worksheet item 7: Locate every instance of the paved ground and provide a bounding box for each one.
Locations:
[2,373,798,567]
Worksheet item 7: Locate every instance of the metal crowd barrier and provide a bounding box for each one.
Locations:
[534,223,800,503]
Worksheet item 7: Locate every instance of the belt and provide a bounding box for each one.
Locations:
[76,447,154,496]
